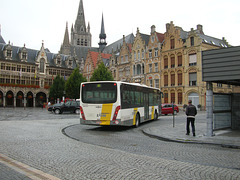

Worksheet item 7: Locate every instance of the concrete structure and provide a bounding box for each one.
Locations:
[202,46,240,136]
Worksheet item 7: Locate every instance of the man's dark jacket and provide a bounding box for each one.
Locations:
[186,104,197,118]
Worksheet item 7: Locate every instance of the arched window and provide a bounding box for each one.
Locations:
[171,72,175,86]
[178,72,182,86]
[164,56,168,69]
[170,55,175,68]
[40,59,45,73]
[164,73,168,87]
[136,64,141,75]
[178,54,182,67]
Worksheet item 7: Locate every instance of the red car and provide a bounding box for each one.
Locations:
[161,103,179,115]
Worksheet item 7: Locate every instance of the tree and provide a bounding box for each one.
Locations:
[49,75,65,101]
[65,68,87,99]
[90,62,114,81]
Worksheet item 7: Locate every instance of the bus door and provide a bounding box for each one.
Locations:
[144,92,149,120]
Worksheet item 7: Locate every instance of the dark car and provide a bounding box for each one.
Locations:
[52,101,80,114]
[161,103,179,115]
[47,103,63,112]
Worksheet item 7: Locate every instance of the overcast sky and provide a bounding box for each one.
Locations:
[0,0,239,53]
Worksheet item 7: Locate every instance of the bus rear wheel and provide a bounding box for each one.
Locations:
[135,114,140,128]
[154,112,158,120]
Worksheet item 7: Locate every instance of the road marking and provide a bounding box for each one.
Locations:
[0,153,60,180]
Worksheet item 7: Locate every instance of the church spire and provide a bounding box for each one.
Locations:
[75,0,86,33]
[63,22,70,45]
[98,13,107,52]
[60,22,71,55]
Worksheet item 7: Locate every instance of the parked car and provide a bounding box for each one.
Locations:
[161,103,179,115]
[47,103,62,112]
[52,100,80,114]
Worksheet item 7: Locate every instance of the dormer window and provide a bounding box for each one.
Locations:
[19,45,28,62]
[7,50,12,57]
[57,58,61,65]
[22,52,27,59]
[190,37,194,46]
[4,42,13,60]
[69,60,72,67]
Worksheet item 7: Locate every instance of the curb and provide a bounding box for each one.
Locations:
[142,129,240,149]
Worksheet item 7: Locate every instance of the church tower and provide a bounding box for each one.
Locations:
[98,13,107,52]
[60,22,71,55]
[71,0,91,47]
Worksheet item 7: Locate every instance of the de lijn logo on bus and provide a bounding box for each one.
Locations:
[97,113,108,118]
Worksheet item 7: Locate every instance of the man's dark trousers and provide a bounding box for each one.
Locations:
[186,117,195,135]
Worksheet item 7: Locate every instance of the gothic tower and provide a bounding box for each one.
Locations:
[71,0,91,47]
[60,22,71,55]
[98,13,107,52]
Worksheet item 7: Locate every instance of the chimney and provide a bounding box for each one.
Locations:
[197,24,204,34]
[151,25,156,34]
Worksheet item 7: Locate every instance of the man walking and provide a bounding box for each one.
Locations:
[185,100,197,136]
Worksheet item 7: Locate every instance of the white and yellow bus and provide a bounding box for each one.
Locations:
[80,81,162,127]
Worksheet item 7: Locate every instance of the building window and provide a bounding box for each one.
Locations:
[171,56,175,68]
[170,37,175,49]
[154,63,158,72]
[138,50,140,60]
[22,52,27,60]
[40,59,45,73]
[171,92,175,103]
[164,57,168,69]
[27,66,30,72]
[6,64,11,71]
[149,79,153,87]
[191,37,194,46]
[142,50,144,59]
[189,54,197,66]
[155,79,159,88]
[136,64,141,75]
[125,55,128,62]
[171,73,175,86]
[121,56,124,63]
[178,92,182,104]
[164,93,168,103]
[1,63,5,70]
[7,50,12,57]
[31,67,35,73]
[164,74,168,87]
[149,64,152,73]
[189,72,197,86]
[134,51,136,61]
[217,83,222,87]
[178,73,182,85]
[77,39,80,45]
[149,49,152,58]
[17,65,21,72]
[154,49,158,57]
[178,55,182,67]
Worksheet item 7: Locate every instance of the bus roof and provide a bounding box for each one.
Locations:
[81,81,161,91]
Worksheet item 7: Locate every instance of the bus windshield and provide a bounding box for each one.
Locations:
[82,82,117,104]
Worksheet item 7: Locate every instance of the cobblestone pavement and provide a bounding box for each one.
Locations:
[0,108,240,179]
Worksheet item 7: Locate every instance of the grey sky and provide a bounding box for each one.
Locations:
[0,0,239,53]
